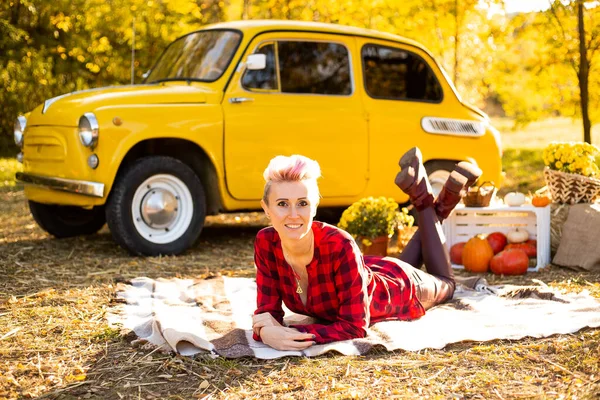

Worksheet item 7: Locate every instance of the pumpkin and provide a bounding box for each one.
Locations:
[462,236,494,273]
[504,192,526,206]
[532,194,551,207]
[486,232,507,255]
[507,228,529,243]
[450,242,466,265]
[490,248,529,275]
[505,242,537,258]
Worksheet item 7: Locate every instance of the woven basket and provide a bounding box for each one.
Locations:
[463,181,496,207]
[543,167,600,204]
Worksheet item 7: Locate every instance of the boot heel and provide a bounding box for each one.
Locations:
[445,171,468,194]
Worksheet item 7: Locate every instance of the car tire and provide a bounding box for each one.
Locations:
[28,201,106,238]
[106,156,206,256]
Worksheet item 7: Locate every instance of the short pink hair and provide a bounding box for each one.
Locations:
[262,155,321,204]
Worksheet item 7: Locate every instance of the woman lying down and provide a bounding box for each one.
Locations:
[252,149,481,351]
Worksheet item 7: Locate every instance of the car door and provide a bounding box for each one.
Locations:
[356,38,449,198]
[223,32,368,201]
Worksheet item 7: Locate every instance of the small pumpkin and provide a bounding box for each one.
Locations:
[490,248,529,275]
[507,228,529,243]
[532,193,551,207]
[462,236,494,273]
[504,192,526,206]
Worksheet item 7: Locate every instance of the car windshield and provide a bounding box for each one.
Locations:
[145,30,242,83]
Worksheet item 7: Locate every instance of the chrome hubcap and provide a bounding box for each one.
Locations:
[131,174,194,245]
[141,188,178,228]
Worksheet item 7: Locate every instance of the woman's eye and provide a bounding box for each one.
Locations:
[277,201,287,207]
[298,200,308,207]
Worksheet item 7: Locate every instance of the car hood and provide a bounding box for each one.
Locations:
[27,83,218,126]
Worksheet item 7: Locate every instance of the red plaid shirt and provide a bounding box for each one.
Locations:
[253,221,425,344]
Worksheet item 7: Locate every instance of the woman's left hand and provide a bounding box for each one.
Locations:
[252,312,282,337]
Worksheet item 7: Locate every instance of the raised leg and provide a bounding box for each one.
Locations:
[394,148,458,308]
[398,161,481,267]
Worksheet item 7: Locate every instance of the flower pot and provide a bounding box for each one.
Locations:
[361,236,389,256]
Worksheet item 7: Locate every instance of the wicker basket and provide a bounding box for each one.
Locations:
[463,181,496,207]
[543,167,600,204]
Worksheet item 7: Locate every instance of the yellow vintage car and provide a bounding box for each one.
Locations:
[13,20,503,256]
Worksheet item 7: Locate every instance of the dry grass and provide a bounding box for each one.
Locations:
[1,190,600,399]
[1,116,600,399]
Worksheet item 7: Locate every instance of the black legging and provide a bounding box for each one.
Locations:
[397,206,455,310]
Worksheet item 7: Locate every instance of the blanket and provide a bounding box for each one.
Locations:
[107,276,600,359]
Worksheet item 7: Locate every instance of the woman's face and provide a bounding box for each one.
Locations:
[261,180,318,242]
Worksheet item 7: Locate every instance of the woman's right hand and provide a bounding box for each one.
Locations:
[252,312,283,337]
[259,326,316,351]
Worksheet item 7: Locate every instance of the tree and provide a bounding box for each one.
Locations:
[547,0,599,143]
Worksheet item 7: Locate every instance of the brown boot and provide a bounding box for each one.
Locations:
[394,147,434,211]
[434,161,482,220]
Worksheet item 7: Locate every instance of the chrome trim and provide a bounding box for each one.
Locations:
[421,117,485,137]
[16,172,104,198]
[78,112,99,149]
[229,97,254,104]
[43,93,72,114]
[14,116,26,147]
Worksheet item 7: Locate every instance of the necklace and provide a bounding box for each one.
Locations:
[282,232,314,295]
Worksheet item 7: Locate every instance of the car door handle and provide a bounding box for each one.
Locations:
[229,97,254,104]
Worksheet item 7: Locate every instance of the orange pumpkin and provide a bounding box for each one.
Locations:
[462,236,494,273]
[532,194,551,207]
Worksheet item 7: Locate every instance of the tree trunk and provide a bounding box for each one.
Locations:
[577,0,591,143]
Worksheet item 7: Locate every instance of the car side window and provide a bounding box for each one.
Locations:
[362,44,443,102]
[278,41,352,95]
[242,43,278,91]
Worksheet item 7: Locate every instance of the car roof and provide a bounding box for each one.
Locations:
[200,20,425,49]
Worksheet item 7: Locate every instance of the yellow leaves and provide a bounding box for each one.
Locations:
[50,13,73,32]
[65,373,87,382]
[85,63,100,74]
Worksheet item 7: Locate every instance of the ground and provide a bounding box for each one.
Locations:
[1,116,600,399]
[1,189,599,400]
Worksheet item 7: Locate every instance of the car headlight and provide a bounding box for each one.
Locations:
[78,112,99,149]
[14,116,26,148]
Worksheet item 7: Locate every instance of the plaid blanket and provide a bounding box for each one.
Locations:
[108,276,600,359]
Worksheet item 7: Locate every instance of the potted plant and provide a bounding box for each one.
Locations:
[542,141,600,204]
[338,197,414,256]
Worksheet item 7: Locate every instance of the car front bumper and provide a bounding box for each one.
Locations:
[16,172,104,198]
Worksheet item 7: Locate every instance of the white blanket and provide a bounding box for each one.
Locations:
[108,276,600,359]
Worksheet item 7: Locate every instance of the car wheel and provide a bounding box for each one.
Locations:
[106,156,206,256]
[28,201,106,238]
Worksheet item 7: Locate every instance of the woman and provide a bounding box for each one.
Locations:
[252,148,481,351]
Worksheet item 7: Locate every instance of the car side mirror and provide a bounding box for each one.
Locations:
[246,54,266,70]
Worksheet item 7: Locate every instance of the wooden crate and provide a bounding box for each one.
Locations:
[443,205,551,272]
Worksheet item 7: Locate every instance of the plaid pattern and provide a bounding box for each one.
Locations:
[254,222,425,344]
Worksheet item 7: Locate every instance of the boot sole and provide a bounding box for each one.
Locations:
[454,162,482,187]
[398,147,422,169]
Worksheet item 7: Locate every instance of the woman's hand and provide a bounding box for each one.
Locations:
[252,312,283,337]
[259,326,316,351]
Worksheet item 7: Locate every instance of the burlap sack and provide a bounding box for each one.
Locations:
[553,203,600,271]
